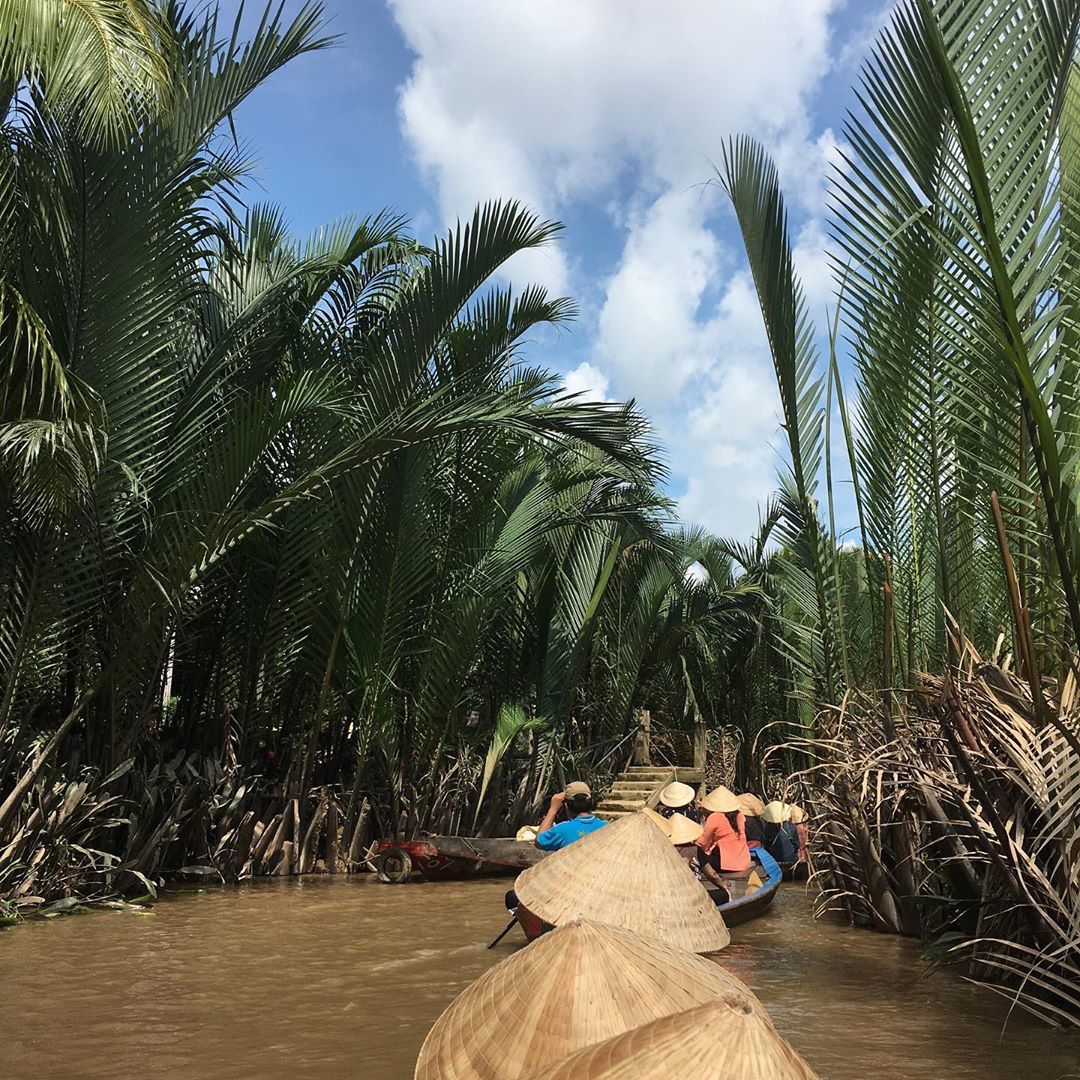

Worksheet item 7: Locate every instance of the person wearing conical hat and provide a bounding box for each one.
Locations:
[656,780,700,822]
[534,781,606,851]
[506,781,608,938]
[666,812,705,881]
[761,800,799,864]
[512,811,731,952]
[736,792,766,848]
[696,785,751,883]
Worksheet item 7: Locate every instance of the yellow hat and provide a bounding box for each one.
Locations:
[699,785,740,814]
[666,813,703,846]
[413,921,762,1079]
[736,793,765,817]
[524,994,820,1079]
[762,800,792,824]
[658,781,695,808]
[512,810,730,953]
[516,825,539,843]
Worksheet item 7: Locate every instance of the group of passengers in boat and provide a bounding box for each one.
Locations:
[506,777,807,926]
[531,777,809,872]
[654,781,808,872]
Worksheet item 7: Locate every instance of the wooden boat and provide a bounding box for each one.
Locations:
[374,834,544,883]
[706,847,783,926]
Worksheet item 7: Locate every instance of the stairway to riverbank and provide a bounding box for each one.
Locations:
[596,766,705,820]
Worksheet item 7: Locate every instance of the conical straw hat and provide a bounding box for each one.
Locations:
[736,792,765,817]
[762,800,792,824]
[524,995,819,1080]
[641,806,672,835]
[513,810,730,953]
[699,784,740,813]
[789,804,807,824]
[414,920,761,1080]
[658,780,695,808]
[666,813,703,846]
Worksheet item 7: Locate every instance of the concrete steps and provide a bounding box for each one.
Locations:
[596,767,676,819]
[596,766,707,820]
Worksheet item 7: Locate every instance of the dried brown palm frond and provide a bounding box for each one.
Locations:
[781,633,1080,1025]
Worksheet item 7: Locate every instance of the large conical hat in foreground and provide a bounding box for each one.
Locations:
[524,995,820,1080]
[513,810,730,953]
[414,920,761,1080]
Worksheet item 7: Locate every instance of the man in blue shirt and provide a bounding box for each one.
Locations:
[535,781,607,850]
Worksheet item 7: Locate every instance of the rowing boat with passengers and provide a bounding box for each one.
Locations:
[511,843,782,939]
[374,828,784,926]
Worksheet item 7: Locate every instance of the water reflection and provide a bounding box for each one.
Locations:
[0,876,1077,1079]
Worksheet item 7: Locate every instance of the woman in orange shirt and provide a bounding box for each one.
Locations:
[695,785,752,876]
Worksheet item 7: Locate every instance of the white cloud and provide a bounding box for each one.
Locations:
[672,289,786,539]
[794,216,836,322]
[389,0,842,537]
[685,562,709,584]
[391,0,836,210]
[562,361,610,402]
[837,2,898,71]
[596,188,724,403]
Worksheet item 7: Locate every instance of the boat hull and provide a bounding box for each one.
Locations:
[708,848,783,925]
[375,835,544,882]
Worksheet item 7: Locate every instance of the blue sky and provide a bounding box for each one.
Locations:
[218,0,891,540]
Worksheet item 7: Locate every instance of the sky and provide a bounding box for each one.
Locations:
[216,0,893,542]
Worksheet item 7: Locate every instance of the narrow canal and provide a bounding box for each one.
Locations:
[2,876,1078,1079]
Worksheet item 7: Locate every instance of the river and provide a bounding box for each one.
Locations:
[1,876,1078,1079]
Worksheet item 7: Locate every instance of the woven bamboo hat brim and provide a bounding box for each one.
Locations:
[641,806,672,835]
[413,920,760,1080]
[658,780,695,808]
[736,793,766,818]
[513,811,730,953]
[666,813,703,846]
[790,804,806,824]
[762,800,793,824]
[523,995,819,1080]
[699,784,740,813]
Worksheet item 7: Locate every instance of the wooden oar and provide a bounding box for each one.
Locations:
[486,916,517,949]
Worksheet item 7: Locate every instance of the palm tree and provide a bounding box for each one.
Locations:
[0,0,175,144]
[718,0,1080,1021]
[0,2,662,854]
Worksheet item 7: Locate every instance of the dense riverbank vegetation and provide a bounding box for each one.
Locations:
[0,1,768,904]
[1,0,1078,1031]
[717,0,1080,1026]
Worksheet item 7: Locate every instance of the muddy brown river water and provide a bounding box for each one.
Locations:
[1,875,1078,1079]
